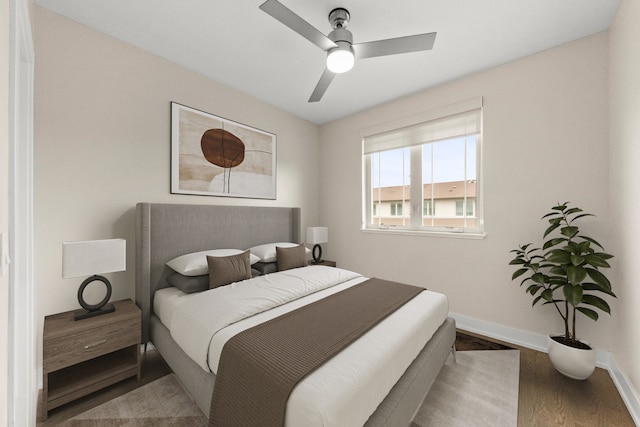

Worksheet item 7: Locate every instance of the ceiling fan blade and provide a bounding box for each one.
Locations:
[353,32,436,59]
[308,68,336,102]
[259,0,337,52]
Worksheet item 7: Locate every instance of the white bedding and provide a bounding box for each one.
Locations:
[154,266,449,426]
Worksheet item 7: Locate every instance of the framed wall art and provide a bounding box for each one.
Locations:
[171,102,277,199]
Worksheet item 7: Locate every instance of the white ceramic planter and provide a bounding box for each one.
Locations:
[547,335,597,380]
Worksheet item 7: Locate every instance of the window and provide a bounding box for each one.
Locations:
[456,199,474,216]
[423,200,435,217]
[363,98,483,236]
[390,202,403,216]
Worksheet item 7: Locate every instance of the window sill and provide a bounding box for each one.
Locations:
[361,227,486,240]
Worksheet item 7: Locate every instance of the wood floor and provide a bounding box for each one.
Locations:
[518,345,634,426]
[459,331,635,426]
[38,331,636,426]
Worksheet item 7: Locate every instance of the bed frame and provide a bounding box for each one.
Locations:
[135,202,455,425]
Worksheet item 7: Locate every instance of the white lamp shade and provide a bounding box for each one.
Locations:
[62,239,126,278]
[306,227,328,245]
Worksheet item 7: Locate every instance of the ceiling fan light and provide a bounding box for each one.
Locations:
[326,46,354,73]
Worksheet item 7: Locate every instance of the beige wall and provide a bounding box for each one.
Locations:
[609,0,640,398]
[320,33,613,347]
[34,6,320,371]
[1,0,9,422]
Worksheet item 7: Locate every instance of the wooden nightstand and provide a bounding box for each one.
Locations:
[42,299,141,420]
[309,260,336,267]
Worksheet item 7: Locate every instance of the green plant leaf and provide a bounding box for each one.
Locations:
[576,241,591,254]
[593,252,614,260]
[584,254,611,268]
[567,265,587,284]
[582,294,611,314]
[541,288,554,301]
[543,222,561,238]
[526,284,541,295]
[581,282,617,298]
[543,238,567,250]
[580,235,604,250]
[548,277,568,286]
[531,272,546,284]
[586,268,612,291]
[532,295,542,306]
[549,266,566,276]
[512,268,528,280]
[561,226,579,239]
[547,249,571,264]
[563,284,583,307]
[576,306,599,321]
[509,258,526,265]
[570,213,594,223]
[570,254,585,266]
[564,207,583,216]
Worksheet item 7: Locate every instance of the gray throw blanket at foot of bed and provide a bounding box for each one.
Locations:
[209,278,424,427]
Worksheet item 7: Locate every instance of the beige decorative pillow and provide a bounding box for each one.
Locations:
[167,248,260,276]
[250,242,311,263]
[276,244,307,271]
[206,250,252,289]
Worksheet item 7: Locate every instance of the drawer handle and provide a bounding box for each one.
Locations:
[84,339,107,349]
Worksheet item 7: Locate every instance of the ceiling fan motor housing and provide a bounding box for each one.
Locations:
[328,28,353,44]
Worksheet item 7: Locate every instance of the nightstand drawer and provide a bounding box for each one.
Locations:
[44,317,139,372]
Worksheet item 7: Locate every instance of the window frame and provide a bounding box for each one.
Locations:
[362,98,485,239]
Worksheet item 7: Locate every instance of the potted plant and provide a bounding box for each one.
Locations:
[509,202,616,380]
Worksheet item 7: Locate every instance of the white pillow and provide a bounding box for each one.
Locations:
[249,242,310,263]
[166,249,260,276]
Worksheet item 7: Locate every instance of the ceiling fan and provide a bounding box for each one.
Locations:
[259,0,437,102]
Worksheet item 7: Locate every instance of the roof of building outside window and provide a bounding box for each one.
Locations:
[372,180,477,202]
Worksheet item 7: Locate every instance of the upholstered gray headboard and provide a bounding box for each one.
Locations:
[135,203,301,343]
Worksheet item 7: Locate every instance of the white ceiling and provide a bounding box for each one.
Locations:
[35,0,620,124]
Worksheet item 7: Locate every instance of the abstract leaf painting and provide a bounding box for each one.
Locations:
[171,102,276,199]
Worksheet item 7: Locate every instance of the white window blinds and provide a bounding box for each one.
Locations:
[362,97,482,154]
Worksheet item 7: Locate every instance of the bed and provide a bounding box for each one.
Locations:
[135,202,456,426]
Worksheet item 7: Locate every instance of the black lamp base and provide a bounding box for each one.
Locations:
[74,303,115,320]
[311,244,324,264]
[74,274,115,321]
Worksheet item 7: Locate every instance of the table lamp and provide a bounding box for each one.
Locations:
[306,227,328,264]
[62,238,126,320]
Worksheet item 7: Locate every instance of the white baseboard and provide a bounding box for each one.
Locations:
[608,355,640,426]
[449,312,640,425]
[450,312,548,353]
